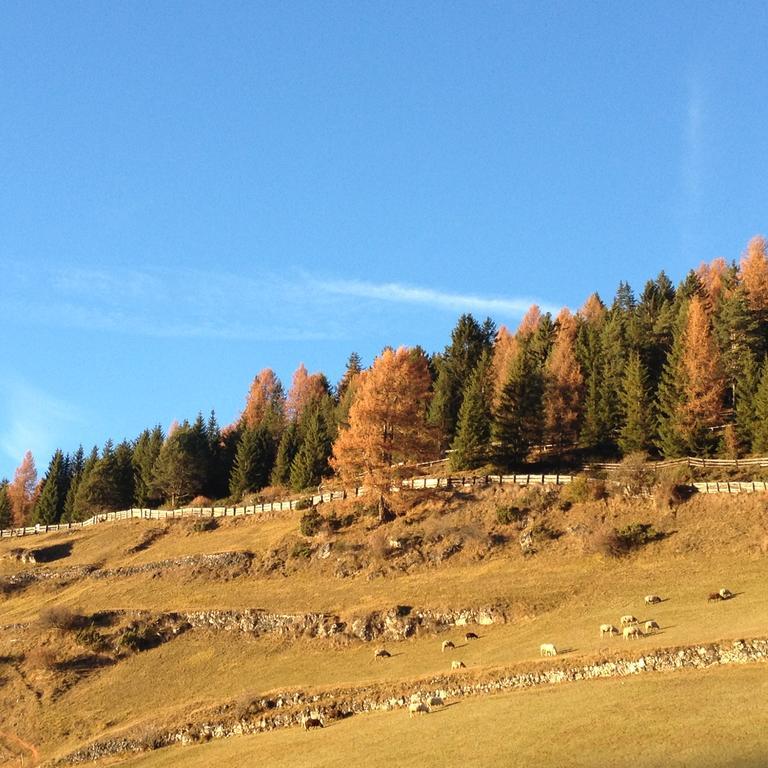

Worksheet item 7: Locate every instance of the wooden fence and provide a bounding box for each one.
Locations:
[0,472,572,539]
[586,455,768,471]
[2,464,767,540]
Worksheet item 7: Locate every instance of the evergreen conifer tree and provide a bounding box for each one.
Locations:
[618,352,654,454]
[0,479,10,529]
[450,352,493,470]
[229,425,275,497]
[271,422,300,486]
[290,407,332,490]
[34,449,68,524]
[751,360,768,453]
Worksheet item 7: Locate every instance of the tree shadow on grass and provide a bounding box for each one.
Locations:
[30,542,74,563]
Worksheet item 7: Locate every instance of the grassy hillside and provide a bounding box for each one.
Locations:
[0,482,767,764]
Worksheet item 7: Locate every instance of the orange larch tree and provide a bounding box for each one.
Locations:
[8,451,37,527]
[740,235,768,312]
[331,347,433,514]
[543,308,584,447]
[490,325,517,407]
[696,256,728,311]
[679,295,726,450]
[242,368,285,431]
[286,364,329,422]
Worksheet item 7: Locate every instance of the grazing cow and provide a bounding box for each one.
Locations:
[465,632,479,640]
[623,626,643,640]
[428,696,445,707]
[539,643,557,657]
[374,648,391,659]
[645,620,659,633]
[708,592,723,602]
[409,702,430,718]
[302,716,324,730]
[644,594,662,605]
[451,660,466,669]
[600,624,618,637]
[620,615,638,626]
[719,588,733,600]
[441,640,455,652]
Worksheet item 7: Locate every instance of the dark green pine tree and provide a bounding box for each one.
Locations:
[204,410,230,499]
[734,352,760,452]
[576,315,605,448]
[428,314,496,449]
[290,406,332,490]
[271,421,300,486]
[229,424,276,497]
[598,310,629,447]
[34,449,68,524]
[73,440,128,514]
[676,269,704,302]
[65,446,97,521]
[713,283,760,412]
[152,423,209,507]
[655,304,689,458]
[493,341,544,466]
[336,352,363,403]
[637,272,677,391]
[618,352,654,455]
[0,479,12,528]
[750,360,768,453]
[132,426,164,507]
[450,352,493,470]
[114,440,135,509]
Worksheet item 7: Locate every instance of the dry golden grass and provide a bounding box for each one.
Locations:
[113,664,768,768]
[1,486,767,762]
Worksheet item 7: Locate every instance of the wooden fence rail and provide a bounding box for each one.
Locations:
[2,465,767,540]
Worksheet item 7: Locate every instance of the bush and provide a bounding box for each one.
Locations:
[291,542,313,559]
[75,625,107,652]
[614,452,655,496]
[495,505,527,525]
[190,517,218,533]
[654,479,692,509]
[531,521,562,541]
[114,622,159,654]
[38,606,84,631]
[294,497,312,511]
[562,476,607,504]
[593,522,664,557]
[299,509,323,537]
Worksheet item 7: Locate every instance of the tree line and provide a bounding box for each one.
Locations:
[4,235,768,527]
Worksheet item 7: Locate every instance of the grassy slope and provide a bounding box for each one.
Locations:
[116,664,768,768]
[0,486,767,762]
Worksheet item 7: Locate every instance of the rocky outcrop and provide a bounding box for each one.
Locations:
[57,637,768,764]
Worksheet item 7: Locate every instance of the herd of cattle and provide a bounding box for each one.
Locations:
[302,587,736,726]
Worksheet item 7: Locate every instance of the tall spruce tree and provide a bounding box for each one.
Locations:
[66,446,97,521]
[336,352,363,402]
[0,479,10,528]
[132,427,164,507]
[428,314,495,448]
[493,340,544,465]
[229,425,275,497]
[152,423,209,507]
[271,421,300,486]
[290,406,332,490]
[450,352,493,470]
[751,360,768,453]
[618,352,654,454]
[34,449,68,524]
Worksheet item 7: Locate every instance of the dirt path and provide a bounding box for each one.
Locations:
[0,731,40,766]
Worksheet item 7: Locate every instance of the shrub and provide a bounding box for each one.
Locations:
[299,509,323,537]
[653,479,692,509]
[190,517,218,533]
[75,625,107,652]
[291,542,313,559]
[294,497,312,511]
[562,476,607,504]
[531,521,562,541]
[188,495,213,508]
[38,606,84,632]
[593,522,664,557]
[114,622,159,654]
[521,487,559,513]
[496,505,526,525]
[614,452,655,496]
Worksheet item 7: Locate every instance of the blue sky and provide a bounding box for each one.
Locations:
[2,1,768,479]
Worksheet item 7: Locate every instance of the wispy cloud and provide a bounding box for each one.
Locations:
[2,263,559,341]
[316,278,558,318]
[681,77,705,258]
[0,377,83,475]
